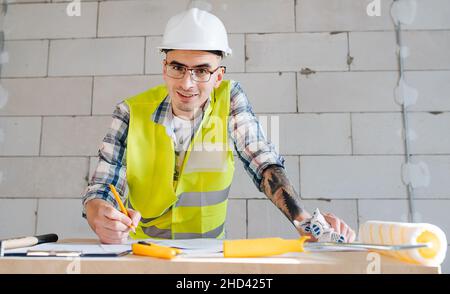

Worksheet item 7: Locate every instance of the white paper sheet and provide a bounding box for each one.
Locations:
[4,238,223,256]
[141,238,223,252]
[4,243,132,255]
[5,238,370,258]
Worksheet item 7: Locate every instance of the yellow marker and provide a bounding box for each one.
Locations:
[132,242,182,260]
[109,184,136,233]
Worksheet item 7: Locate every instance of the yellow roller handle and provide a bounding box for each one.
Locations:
[223,236,310,258]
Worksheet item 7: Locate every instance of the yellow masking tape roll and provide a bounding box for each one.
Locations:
[359,221,447,266]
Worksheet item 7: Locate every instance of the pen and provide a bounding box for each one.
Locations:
[109,184,136,233]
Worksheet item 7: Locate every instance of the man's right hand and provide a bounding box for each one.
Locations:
[85,199,141,244]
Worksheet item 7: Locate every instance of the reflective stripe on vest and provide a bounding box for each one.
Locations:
[175,187,230,207]
[141,226,172,239]
[125,81,234,239]
[126,187,230,223]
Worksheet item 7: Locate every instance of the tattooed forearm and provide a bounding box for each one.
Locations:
[260,165,310,223]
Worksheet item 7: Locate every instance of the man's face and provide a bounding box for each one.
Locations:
[162,50,224,119]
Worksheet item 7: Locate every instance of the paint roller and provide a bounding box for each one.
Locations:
[223,221,447,267]
[359,221,447,266]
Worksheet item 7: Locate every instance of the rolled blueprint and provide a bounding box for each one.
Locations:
[359,221,447,266]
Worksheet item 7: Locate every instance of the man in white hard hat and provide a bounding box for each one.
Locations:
[82,8,356,244]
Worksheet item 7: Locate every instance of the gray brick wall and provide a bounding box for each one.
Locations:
[0,0,449,272]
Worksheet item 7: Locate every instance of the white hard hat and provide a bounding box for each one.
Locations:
[158,8,232,56]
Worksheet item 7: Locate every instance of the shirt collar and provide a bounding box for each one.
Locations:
[150,94,211,140]
[151,94,210,125]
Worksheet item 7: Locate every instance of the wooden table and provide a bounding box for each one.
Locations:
[0,239,440,274]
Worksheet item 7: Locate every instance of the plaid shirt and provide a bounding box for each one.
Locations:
[82,80,285,213]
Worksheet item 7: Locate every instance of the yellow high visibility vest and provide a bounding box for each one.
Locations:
[124,80,234,239]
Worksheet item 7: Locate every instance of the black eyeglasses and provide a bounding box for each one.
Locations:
[164,61,226,83]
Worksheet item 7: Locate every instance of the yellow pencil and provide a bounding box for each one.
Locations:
[109,184,136,233]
